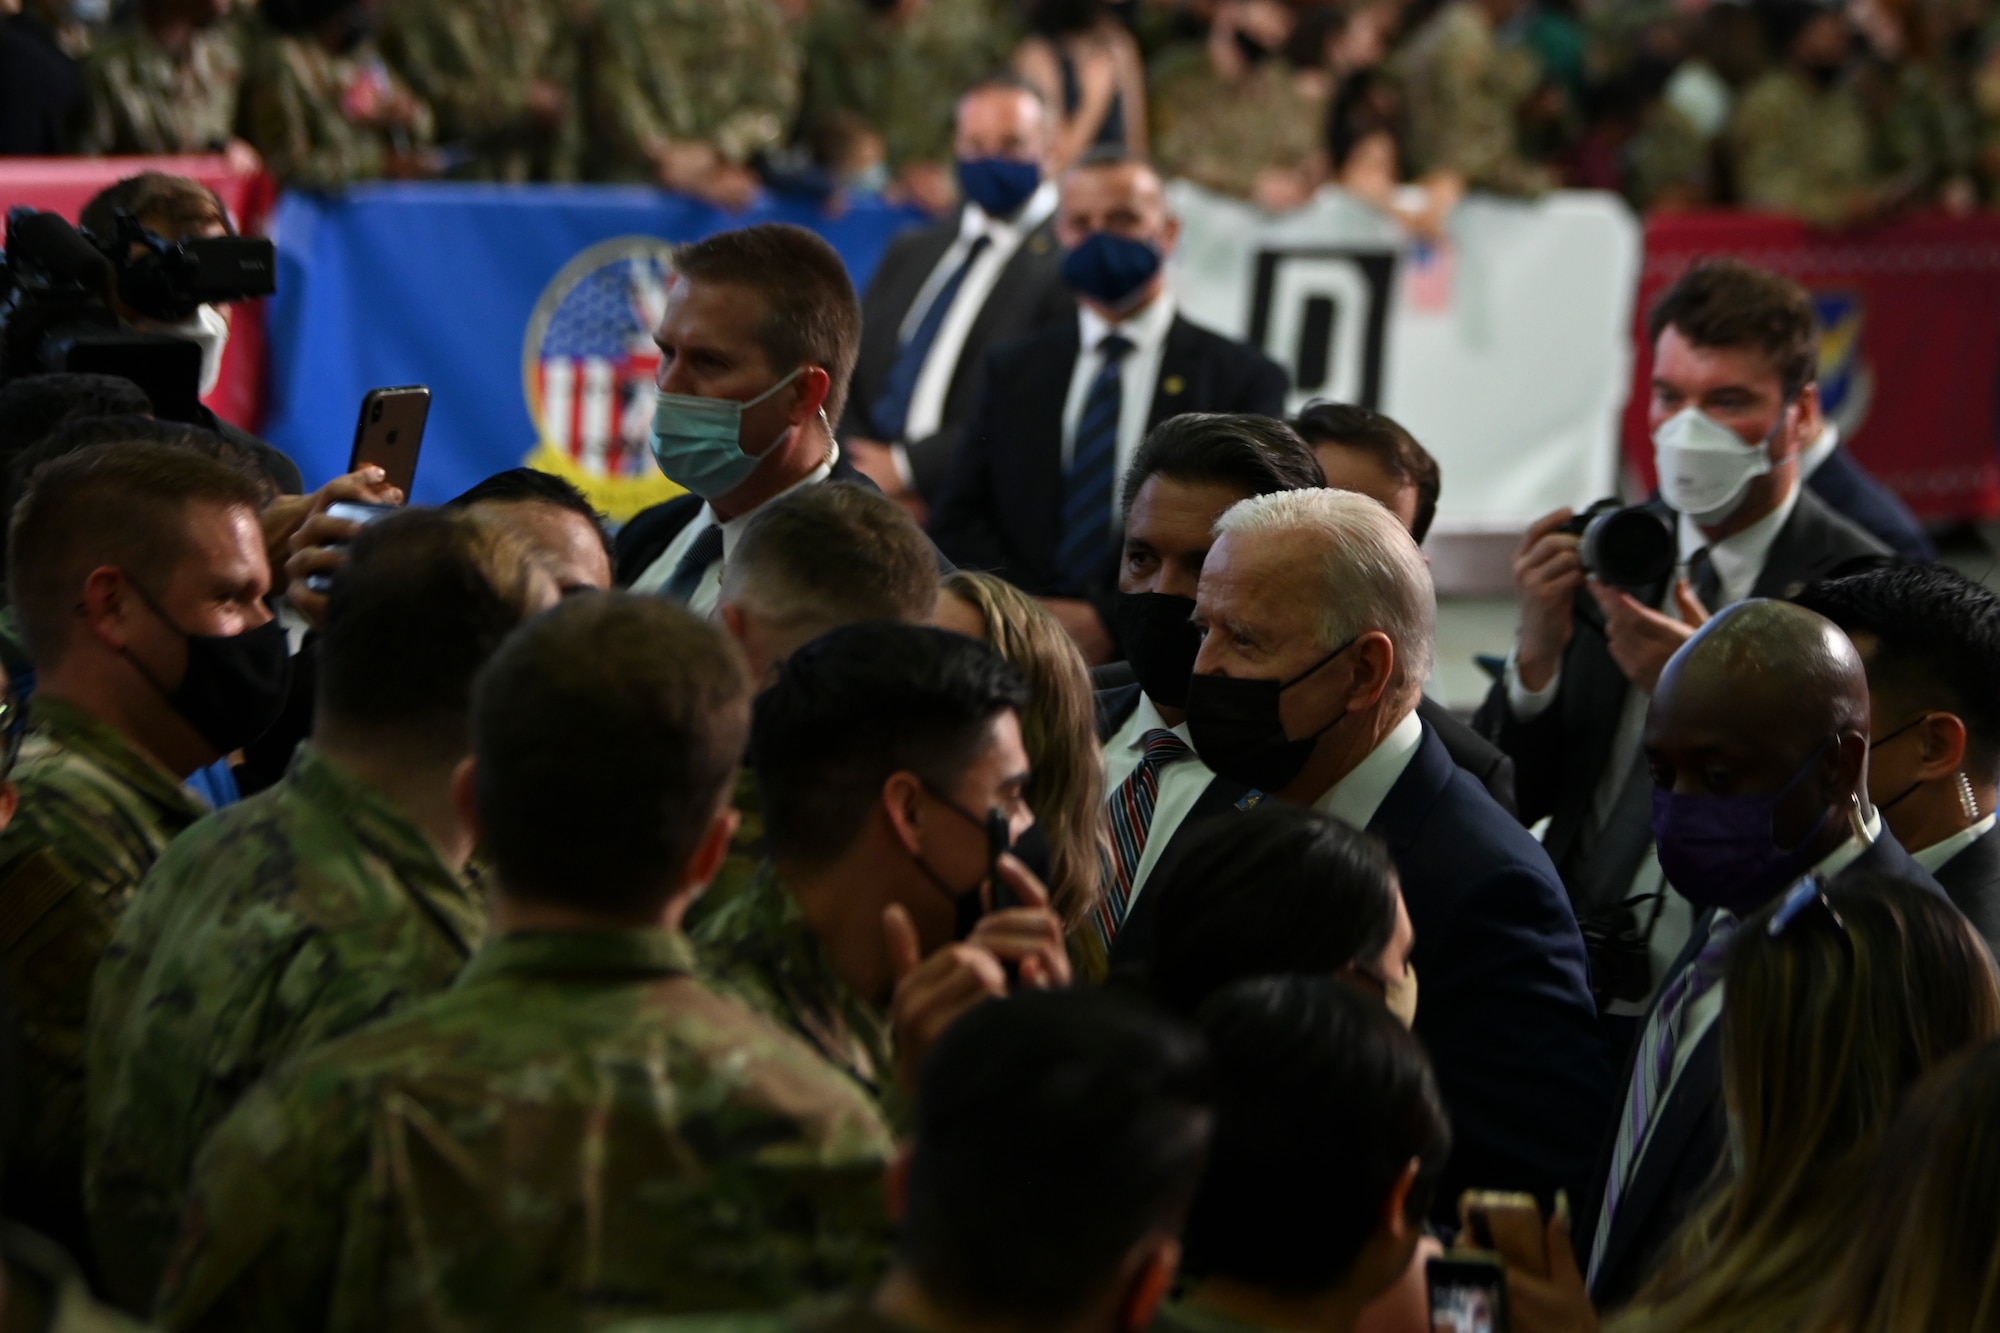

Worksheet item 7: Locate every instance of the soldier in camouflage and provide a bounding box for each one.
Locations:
[236,0,440,188]
[1395,0,1556,197]
[0,443,276,1266]
[156,595,897,1333]
[689,483,941,934]
[79,0,244,154]
[599,990,1215,1333]
[84,510,556,1316]
[585,0,796,205]
[694,623,1072,1122]
[377,0,581,181]
[798,0,1019,212]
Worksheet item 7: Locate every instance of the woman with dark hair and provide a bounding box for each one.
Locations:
[1012,0,1146,170]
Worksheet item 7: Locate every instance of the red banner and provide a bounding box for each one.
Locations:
[0,155,273,429]
[1624,211,2000,525]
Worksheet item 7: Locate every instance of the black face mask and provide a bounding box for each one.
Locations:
[913,781,1028,939]
[1234,27,1274,65]
[1185,636,1356,793]
[1114,592,1202,710]
[124,579,292,757]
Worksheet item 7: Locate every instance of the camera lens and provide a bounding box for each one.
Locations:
[1581,507,1675,589]
[370,402,383,422]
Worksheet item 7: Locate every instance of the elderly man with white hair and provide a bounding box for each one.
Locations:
[1183,487,1611,1219]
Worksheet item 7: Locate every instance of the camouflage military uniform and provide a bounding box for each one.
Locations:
[1729,68,1878,226]
[1871,60,1974,200]
[156,928,895,1333]
[3,1223,156,1333]
[693,864,895,1115]
[1394,0,1555,196]
[683,768,764,936]
[0,696,208,1249]
[603,1299,904,1333]
[237,30,436,187]
[1146,47,1326,202]
[377,0,582,181]
[798,0,1016,173]
[585,0,797,184]
[80,22,242,153]
[85,743,485,1316]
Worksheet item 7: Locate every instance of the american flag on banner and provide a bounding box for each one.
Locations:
[533,253,670,482]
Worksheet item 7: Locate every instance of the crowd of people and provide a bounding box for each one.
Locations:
[1,106,1999,1333]
[5,0,2000,222]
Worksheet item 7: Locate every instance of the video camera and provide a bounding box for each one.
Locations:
[0,207,275,421]
[1558,499,1675,591]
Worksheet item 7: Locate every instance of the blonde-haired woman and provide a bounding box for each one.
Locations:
[1798,1039,2000,1333]
[936,571,1111,976]
[1511,871,2000,1333]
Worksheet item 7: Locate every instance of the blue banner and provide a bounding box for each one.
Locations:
[262,185,926,518]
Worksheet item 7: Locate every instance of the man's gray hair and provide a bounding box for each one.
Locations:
[1214,488,1436,694]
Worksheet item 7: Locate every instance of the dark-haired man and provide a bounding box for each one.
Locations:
[1291,400,1442,546]
[612,988,1214,1333]
[1478,258,1888,1017]
[85,509,555,1313]
[0,441,279,1261]
[1160,976,1449,1333]
[842,76,1071,513]
[1794,563,2000,950]
[448,466,613,592]
[617,223,903,613]
[158,595,896,1331]
[697,622,1072,1111]
[930,152,1288,663]
[1097,412,1510,964]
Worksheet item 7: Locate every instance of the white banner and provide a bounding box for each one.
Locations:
[1165,184,1643,541]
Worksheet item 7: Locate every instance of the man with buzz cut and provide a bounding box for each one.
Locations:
[157,595,897,1332]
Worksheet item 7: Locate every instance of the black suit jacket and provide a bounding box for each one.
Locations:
[1807,445,1935,563]
[839,208,1072,500]
[1475,490,1890,916]
[612,452,951,588]
[1933,823,2000,957]
[1580,831,1944,1306]
[929,312,1289,619]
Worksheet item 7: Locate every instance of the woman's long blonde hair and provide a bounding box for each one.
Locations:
[939,572,1108,941]
[1613,873,2000,1333]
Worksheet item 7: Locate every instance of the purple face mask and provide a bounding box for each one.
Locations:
[1651,741,1840,914]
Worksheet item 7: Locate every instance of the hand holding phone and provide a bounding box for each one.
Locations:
[349,386,430,497]
[1461,1191,1549,1279]
[1428,1253,1509,1333]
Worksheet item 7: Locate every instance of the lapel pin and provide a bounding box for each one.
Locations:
[1162,374,1185,396]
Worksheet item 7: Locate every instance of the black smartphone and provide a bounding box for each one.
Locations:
[303,499,397,593]
[984,808,1019,914]
[348,385,430,497]
[1427,1254,1509,1333]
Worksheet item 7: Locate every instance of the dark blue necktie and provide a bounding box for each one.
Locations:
[1056,332,1133,595]
[662,523,724,603]
[869,234,993,442]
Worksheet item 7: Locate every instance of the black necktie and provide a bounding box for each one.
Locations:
[1687,546,1721,610]
[663,524,724,603]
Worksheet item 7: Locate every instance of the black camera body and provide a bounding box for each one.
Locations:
[1559,499,1675,591]
[0,207,275,420]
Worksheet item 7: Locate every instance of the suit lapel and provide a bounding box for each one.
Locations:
[1020,321,1082,574]
[1368,725,1452,856]
[1146,315,1199,430]
[1094,683,1144,745]
[1105,774,1252,969]
[955,219,1058,380]
[1751,492,1829,600]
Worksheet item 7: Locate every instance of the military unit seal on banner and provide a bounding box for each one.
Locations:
[522,236,687,522]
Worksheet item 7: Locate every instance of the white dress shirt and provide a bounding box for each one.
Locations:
[1799,421,1840,480]
[897,182,1059,450]
[1312,708,1425,831]
[1061,293,1178,526]
[1102,690,1215,917]
[630,446,838,616]
[1503,482,1803,1012]
[1915,813,1998,873]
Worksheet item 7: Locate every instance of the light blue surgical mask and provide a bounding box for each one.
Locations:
[648,367,805,501]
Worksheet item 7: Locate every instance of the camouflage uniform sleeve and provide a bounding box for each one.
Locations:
[78,45,135,154]
[1730,77,1854,226]
[242,39,389,188]
[377,1,532,142]
[1407,7,1553,195]
[702,0,798,166]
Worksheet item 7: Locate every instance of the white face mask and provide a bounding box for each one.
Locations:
[1652,405,1776,527]
[136,305,231,399]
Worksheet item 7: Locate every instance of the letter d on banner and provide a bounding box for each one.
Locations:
[1246,249,1396,410]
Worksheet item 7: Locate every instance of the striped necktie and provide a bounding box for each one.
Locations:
[1588,911,1738,1285]
[662,524,724,604]
[1095,727,1193,950]
[1055,332,1134,595]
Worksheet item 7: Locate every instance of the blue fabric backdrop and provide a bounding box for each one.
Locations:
[261,185,925,507]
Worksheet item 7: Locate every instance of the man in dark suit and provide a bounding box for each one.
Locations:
[1799,416,1935,563]
[840,76,1072,513]
[1476,259,1889,1021]
[929,150,1288,664]
[1173,486,1610,1216]
[614,223,915,612]
[1580,599,1950,1307]
[1793,562,2000,953]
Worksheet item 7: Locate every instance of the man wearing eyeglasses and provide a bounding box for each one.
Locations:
[1581,598,1948,1309]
